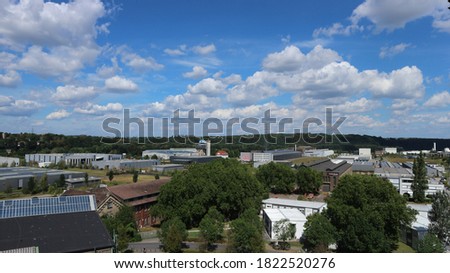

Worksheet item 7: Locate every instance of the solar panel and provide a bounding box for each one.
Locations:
[0,195,97,219]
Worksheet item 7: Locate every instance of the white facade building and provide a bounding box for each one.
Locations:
[253,152,273,162]
[384,147,398,154]
[358,148,372,160]
[262,208,307,240]
[303,149,334,157]
[0,156,20,167]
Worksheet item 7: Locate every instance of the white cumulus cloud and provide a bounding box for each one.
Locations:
[0,70,21,87]
[121,52,164,72]
[183,66,208,79]
[424,91,450,108]
[379,43,411,58]
[0,99,41,116]
[351,0,447,32]
[192,44,216,55]
[105,76,139,93]
[46,109,70,120]
[74,102,123,115]
[51,85,98,105]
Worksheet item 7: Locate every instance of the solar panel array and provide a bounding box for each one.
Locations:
[0,195,96,219]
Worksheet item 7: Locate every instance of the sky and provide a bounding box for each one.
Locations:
[0,0,449,139]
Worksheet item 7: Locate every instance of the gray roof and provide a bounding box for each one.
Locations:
[352,162,375,172]
[0,211,113,253]
[263,208,307,222]
[305,159,351,174]
[263,198,326,210]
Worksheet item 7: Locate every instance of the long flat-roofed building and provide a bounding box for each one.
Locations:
[0,167,85,192]
[262,198,326,217]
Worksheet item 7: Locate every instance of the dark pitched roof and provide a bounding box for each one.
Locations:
[0,211,114,253]
[305,159,351,174]
[108,178,171,201]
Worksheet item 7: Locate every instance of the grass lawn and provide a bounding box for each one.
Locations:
[393,242,416,253]
[66,168,158,185]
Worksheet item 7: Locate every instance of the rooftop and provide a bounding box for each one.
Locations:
[305,159,351,174]
[0,195,96,219]
[108,178,171,201]
[263,208,307,222]
[0,211,114,253]
[263,198,326,210]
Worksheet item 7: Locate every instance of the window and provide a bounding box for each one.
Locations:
[107,201,113,209]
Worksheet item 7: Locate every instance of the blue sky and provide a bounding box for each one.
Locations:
[0,0,449,138]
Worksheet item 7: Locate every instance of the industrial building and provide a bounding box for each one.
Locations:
[262,208,307,240]
[152,164,185,173]
[0,195,114,253]
[351,161,375,175]
[240,150,302,163]
[374,161,445,197]
[252,152,273,162]
[262,198,326,217]
[0,167,85,192]
[0,156,19,167]
[65,176,102,189]
[25,153,123,165]
[142,148,198,160]
[358,148,372,160]
[384,147,398,154]
[169,155,221,164]
[92,159,160,170]
[303,149,334,157]
[302,159,352,192]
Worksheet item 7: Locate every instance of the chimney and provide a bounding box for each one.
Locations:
[206,140,211,156]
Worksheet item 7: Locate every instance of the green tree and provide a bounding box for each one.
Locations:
[4,184,13,194]
[158,217,188,253]
[133,171,139,183]
[417,233,444,253]
[108,170,114,182]
[84,172,89,187]
[153,159,266,228]
[326,174,416,253]
[199,207,224,249]
[155,173,160,180]
[428,191,450,246]
[57,174,66,188]
[28,176,37,194]
[273,218,296,249]
[227,209,265,253]
[151,154,158,160]
[302,212,336,252]
[39,174,49,193]
[296,167,323,195]
[412,152,428,203]
[102,205,141,252]
[256,162,296,193]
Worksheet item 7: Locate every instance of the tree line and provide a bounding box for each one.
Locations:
[2,132,450,158]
